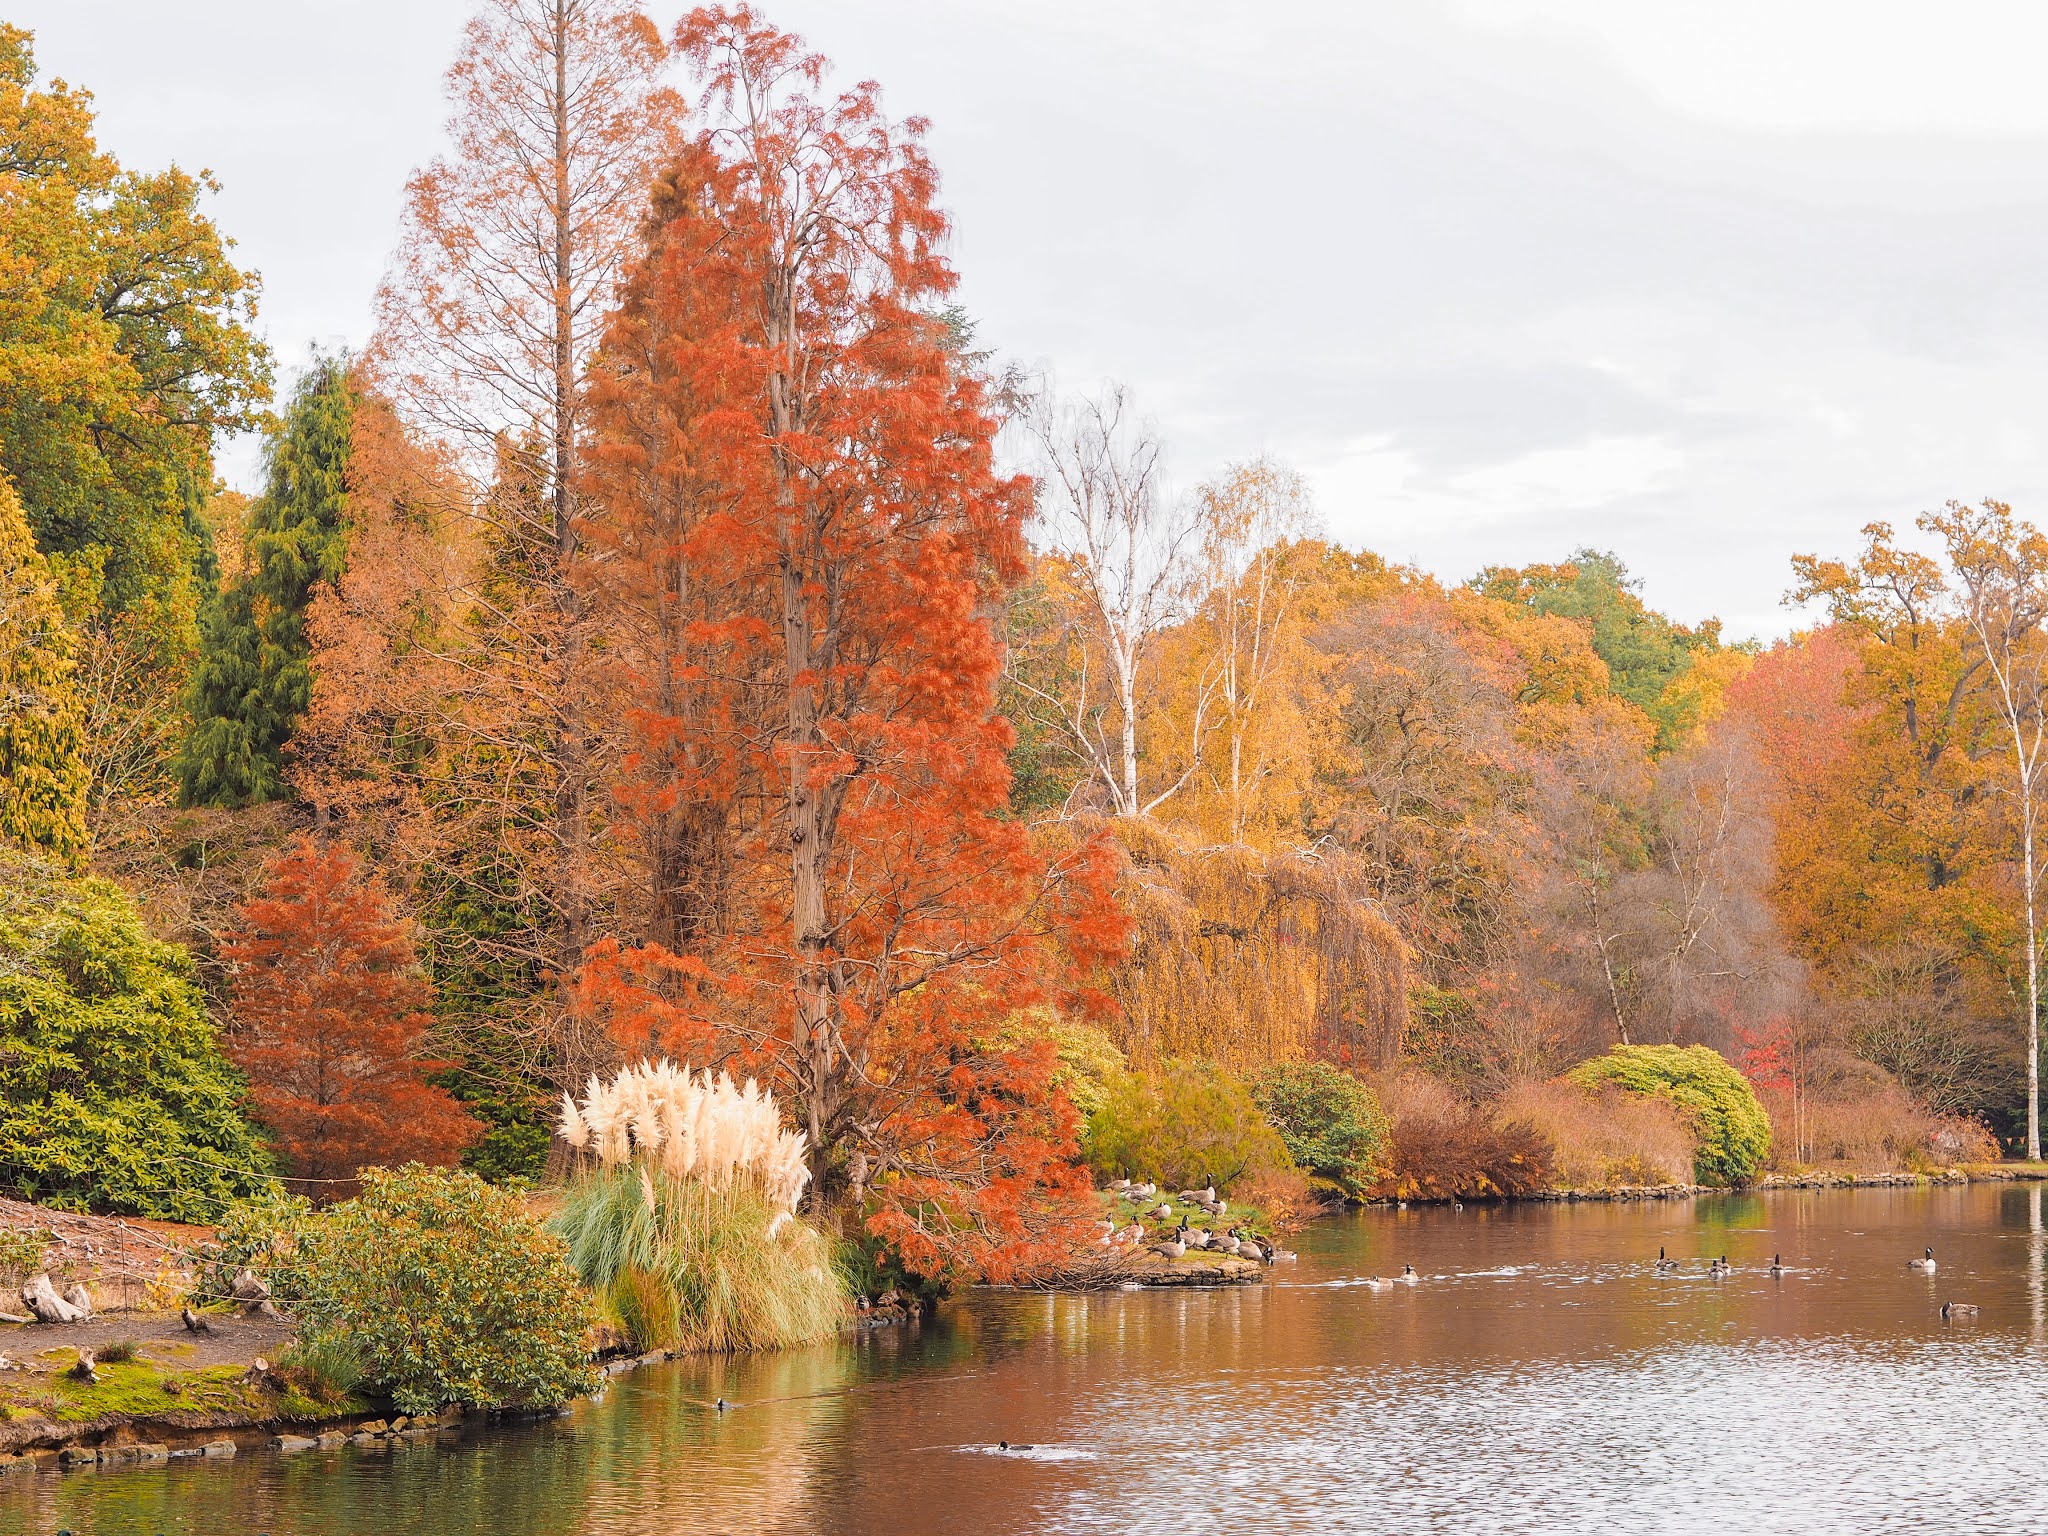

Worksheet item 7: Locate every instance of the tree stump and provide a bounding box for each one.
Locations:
[21,1271,82,1324]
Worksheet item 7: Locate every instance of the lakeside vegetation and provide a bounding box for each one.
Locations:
[2,0,2048,1435]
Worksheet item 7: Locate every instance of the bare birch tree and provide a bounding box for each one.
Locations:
[1017,382,1214,817]
[1926,498,2048,1159]
[1196,456,1318,842]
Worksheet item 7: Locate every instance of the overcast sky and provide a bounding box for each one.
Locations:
[18,1,2048,639]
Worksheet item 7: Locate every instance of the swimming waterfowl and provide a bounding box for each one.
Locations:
[1908,1248,1937,1274]
[1707,1255,1731,1278]
[1654,1246,1678,1273]
[1399,1265,1419,1284]
[1364,1274,1389,1290]
[1769,1253,1784,1276]
[1941,1302,1980,1320]
[998,1440,1035,1451]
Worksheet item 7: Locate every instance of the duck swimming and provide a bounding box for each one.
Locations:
[1908,1247,1937,1274]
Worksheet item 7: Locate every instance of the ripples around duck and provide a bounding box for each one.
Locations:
[12,1182,2048,1535]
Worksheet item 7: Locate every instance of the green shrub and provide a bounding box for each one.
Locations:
[0,1224,48,1284]
[1248,1062,1390,1200]
[0,850,274,1219]
[1084,1059,1294,1193]
[293,1165,596,1415]
[550,1164,845,1355]
[187,1189,315,1307]
[993,1008,1128,1121]
[1568,1044,1771,1186]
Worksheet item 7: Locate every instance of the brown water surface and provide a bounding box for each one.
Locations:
[8,1182,2047,1535]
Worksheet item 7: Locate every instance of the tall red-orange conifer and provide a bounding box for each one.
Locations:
[225,840,478,1195]
[576,6,1124,1280]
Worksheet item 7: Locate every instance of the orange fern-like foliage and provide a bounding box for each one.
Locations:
[224,839,476,1196]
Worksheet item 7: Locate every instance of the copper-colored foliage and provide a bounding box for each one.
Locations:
[223,839,478,1198]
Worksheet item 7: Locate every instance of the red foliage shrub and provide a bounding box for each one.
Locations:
[224,839,476,1196]
[1374,1072,1554,1199]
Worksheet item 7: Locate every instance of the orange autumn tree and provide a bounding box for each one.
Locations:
[574,6,1124,1280]
[225,840,477,1195]
[371,0,681,1072]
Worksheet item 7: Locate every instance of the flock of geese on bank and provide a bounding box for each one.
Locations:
[1097,1180,1298,1264]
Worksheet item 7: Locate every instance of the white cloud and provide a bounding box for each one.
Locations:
[15,0,2048,640]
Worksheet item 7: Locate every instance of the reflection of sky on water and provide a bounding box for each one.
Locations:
[12,1183,2048,1535]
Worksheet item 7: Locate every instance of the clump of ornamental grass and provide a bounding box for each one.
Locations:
[550,1061,846,1354]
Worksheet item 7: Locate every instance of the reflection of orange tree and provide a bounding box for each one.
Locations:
[583,1347,868,1531]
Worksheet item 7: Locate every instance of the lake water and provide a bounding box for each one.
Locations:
[9,1182,2048,1535]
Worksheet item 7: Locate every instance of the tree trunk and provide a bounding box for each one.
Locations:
[2027,785,2041,1159]
[766,275,839,1185]
[549,0,593,1077]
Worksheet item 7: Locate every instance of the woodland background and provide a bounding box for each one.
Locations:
[1,1,2042,1275]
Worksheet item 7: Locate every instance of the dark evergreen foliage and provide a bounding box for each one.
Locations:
[179,357,355,807]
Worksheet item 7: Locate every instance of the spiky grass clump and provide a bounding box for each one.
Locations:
[275,1333,365,1406]
[551,1164,845,1354]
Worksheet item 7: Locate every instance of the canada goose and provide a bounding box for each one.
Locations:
[1183,1226,1209,1250]
[1271,1247,1298,1262]
[1941,1302,1980,1320]
[1654,1247,1677,1273]
[1109,1178,1131,1191]
[1708,1255,1730,1278]
[714,1398,731,1412]
[1399,1265,1419,1283]
[1909,1248,1937,1273]
[1156,1235,1186,1259]
[1769,1253,1784,1276]
[998,1440,1036,1451]
[1148,1203,1174,1221]
[1452,1201,1464,1212]
[1365,1274,1389,1290]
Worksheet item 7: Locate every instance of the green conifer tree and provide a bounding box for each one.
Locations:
[0,472,89,863]
[179,357,355,806]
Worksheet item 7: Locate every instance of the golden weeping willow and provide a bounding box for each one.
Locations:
[1105,819,1408,1072]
